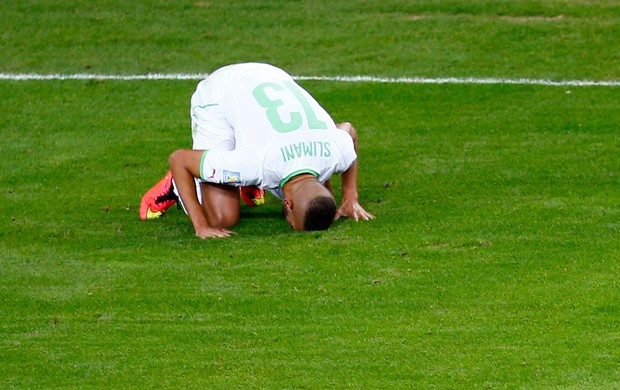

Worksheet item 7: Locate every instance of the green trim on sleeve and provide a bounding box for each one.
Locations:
[279,169,319,188]
[199,150,210,179]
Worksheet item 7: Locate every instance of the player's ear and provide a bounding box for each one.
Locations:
[284,199,293,211]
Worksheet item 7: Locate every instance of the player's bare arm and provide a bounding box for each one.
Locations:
[168,149,234,238]
[335,123,375,221]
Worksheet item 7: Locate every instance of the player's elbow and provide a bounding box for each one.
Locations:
[337,122,358,143]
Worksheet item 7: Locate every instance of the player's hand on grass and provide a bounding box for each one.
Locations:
[195,226,235,239]
[335,200,374,222]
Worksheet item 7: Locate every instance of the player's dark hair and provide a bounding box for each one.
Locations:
[303,196,337,231]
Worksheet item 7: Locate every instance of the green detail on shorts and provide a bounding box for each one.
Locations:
[199,150,210,179]
[191,104,219,119]
[279,169,319,188]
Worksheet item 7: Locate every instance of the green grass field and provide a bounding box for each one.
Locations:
[1,1,619,388]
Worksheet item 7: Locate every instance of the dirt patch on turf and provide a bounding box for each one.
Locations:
[497,15,566,23]
[403,13,567,23]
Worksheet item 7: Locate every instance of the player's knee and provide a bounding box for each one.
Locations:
[208,208,240,228]
[168,149,182,166]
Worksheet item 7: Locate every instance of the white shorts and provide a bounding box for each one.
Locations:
[178,75,235,211]
[190,76,235,151]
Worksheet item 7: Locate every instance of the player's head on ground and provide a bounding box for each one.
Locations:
[301,195,337,230]
[282,174,336,231]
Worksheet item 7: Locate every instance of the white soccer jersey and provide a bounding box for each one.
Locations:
[192,63,358,198]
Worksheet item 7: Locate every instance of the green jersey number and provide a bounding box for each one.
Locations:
[253,81,328,133]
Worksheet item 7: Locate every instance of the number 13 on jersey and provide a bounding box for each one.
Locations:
[253,81,328,133]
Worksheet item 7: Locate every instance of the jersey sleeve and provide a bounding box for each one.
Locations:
[198,147,262,186]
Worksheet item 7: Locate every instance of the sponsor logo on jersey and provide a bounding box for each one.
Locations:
[223,170,242,183]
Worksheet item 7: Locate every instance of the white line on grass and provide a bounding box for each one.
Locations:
[1,73,619,87]
[296,75,620,87]
[0,73,210,81]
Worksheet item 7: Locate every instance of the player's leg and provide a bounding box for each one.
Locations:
[198,182,241,228]
[141,73,238,222]
[192,76,267,208]
[173,179,239,228]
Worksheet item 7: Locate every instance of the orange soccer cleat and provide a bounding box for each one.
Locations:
[140,171,178,220]
[240,186,265,207]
